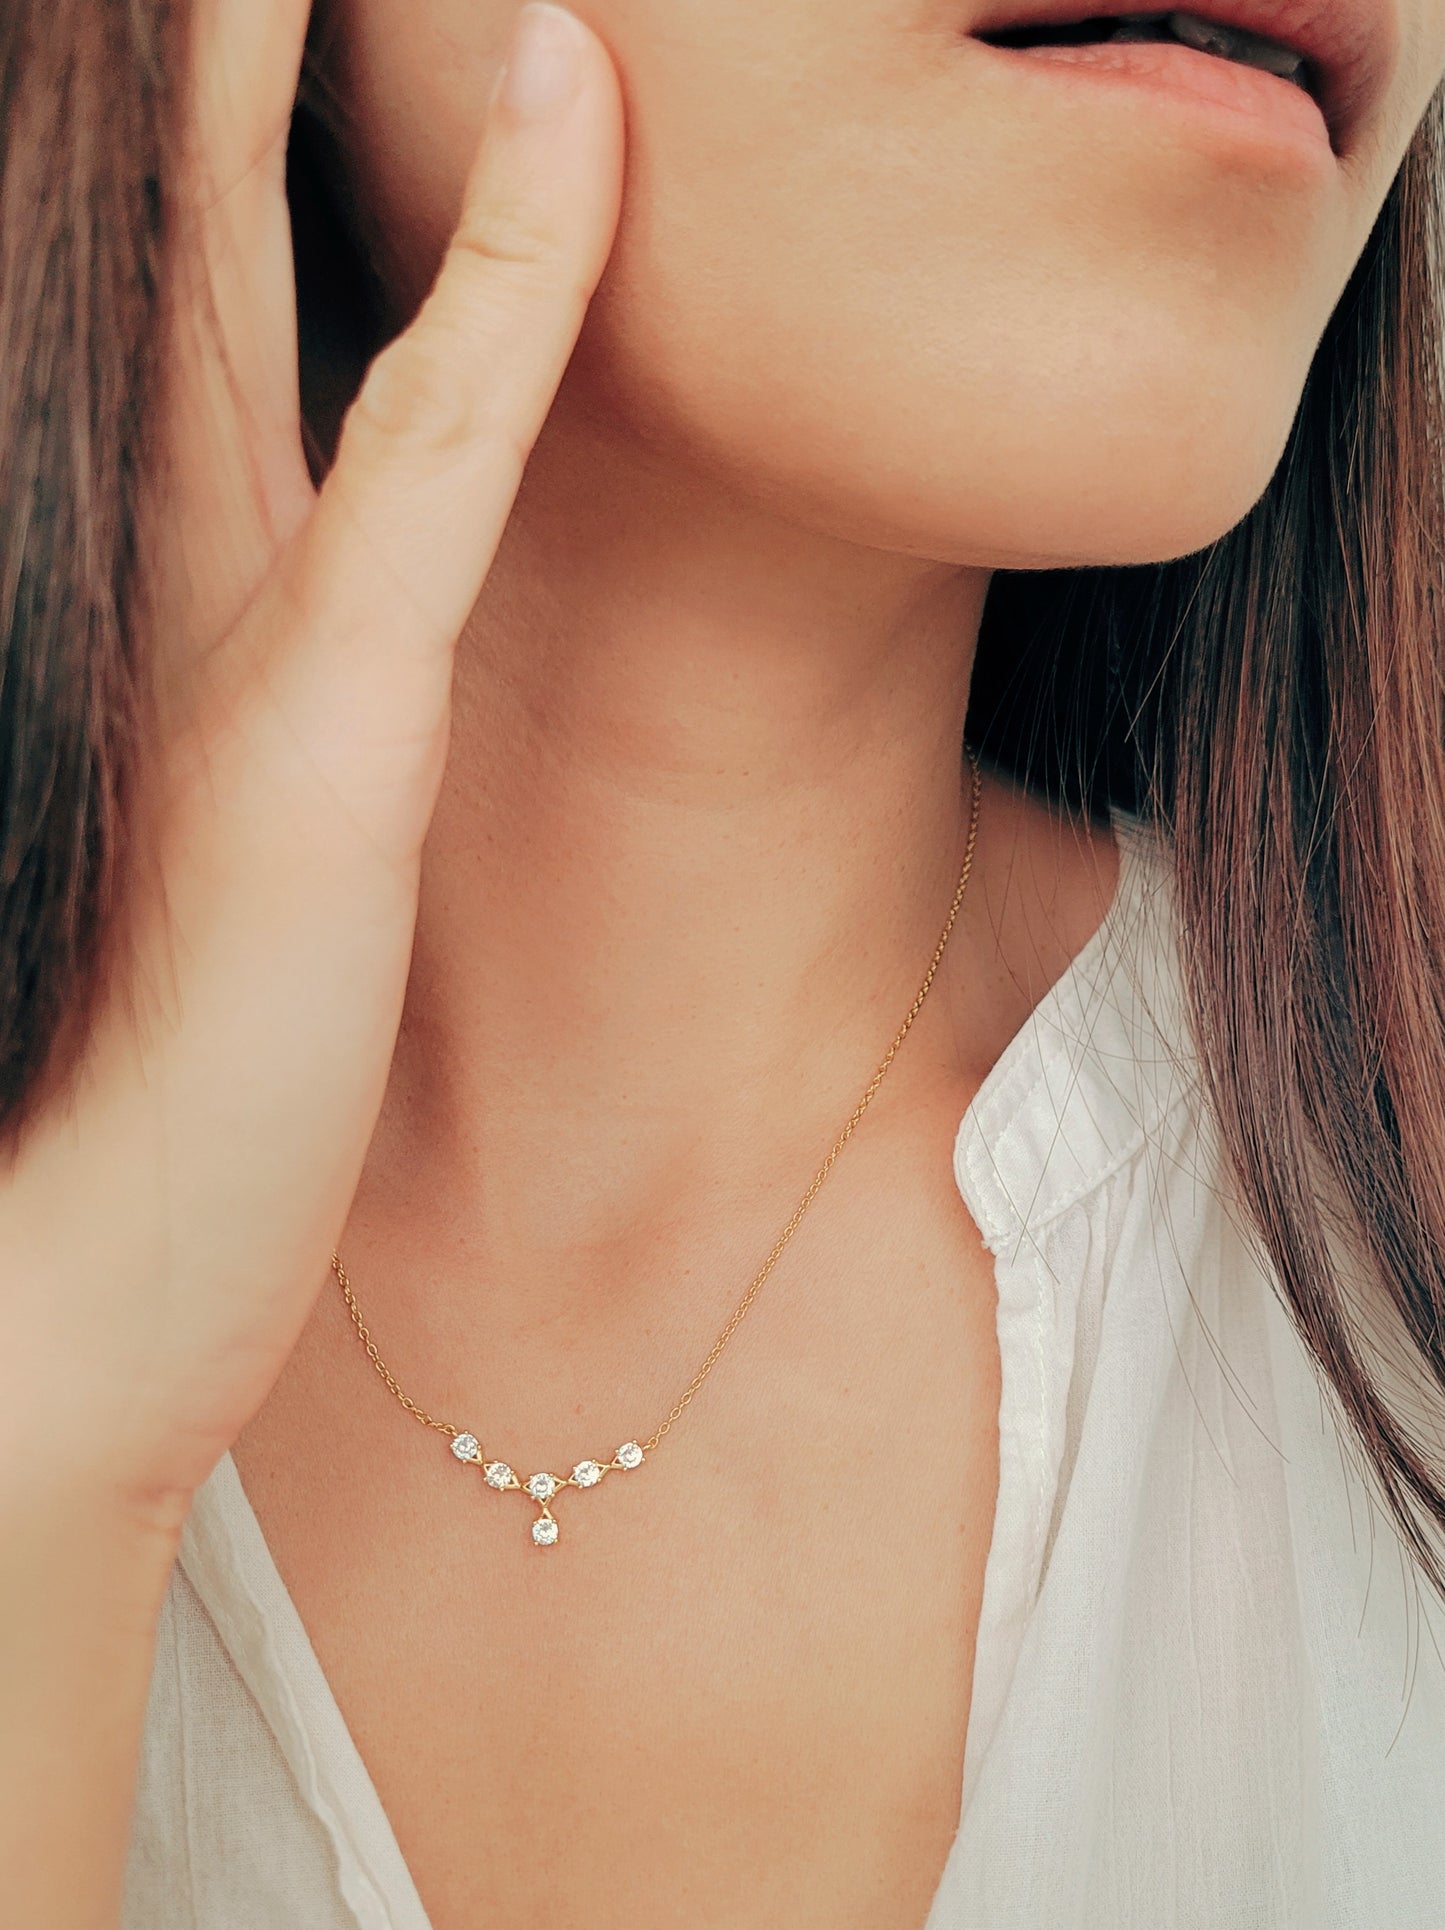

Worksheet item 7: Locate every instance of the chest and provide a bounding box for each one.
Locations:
[233,1171,1001,1930]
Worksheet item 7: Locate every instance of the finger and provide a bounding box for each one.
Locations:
[181,0,313,462]
[158,0,314,660]
[189,0,313,207]
[276,3,625,690]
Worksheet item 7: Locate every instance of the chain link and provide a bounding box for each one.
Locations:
[335,748,984,1460]
[336,1263,459,1437]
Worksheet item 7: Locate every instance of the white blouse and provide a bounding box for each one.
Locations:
[123,812,1445,1929]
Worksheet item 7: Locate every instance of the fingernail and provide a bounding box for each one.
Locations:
[498,4,587,117]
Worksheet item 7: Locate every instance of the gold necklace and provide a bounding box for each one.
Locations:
[335,750,983,1549]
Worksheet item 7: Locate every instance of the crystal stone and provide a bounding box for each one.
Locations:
[484,1461,516,1490]
[571,1459,604,1488]
[532,1515,559,1547]
[451,1433,481,1462]
[526,1471,559,1502]
[616,1441,644,1470]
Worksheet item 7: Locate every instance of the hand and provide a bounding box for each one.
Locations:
[0,0,625,1519]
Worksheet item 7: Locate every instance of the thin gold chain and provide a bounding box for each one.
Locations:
[335,748,983,1458]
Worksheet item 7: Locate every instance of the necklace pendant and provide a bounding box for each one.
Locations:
[448,1434,647,1547]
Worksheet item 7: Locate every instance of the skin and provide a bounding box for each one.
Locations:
[232,3,1445,1925]
[2,0,1444,1925]
[330,0,1429,565]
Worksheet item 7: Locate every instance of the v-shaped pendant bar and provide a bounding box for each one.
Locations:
[447,1432,646,1545]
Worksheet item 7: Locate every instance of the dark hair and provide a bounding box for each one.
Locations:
[6,1,1445,1591]
[0,0,173,1120]
[972,95,1445,1592]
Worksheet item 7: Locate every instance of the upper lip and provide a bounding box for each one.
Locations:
[966,0,1397,150]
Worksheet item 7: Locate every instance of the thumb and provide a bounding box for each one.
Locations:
[278,2,623,687]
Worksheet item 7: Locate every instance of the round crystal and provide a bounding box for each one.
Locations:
[615,1441,644,1470]
[451,1433,481,1462]
[526,1471,559,1502]
[571,1459,604,1488]
[484,1462,515,1490]
[532,1515,559,1547]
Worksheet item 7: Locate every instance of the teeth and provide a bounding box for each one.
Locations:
[1164,11,1307,81]
[980,8,1310,88]
[1166,10,1246,56]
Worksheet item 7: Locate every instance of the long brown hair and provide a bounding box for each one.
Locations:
[6,1,1445,1592]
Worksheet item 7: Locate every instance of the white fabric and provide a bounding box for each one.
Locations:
[123,812,1445,1929]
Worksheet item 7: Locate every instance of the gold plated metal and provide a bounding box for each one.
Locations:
[335,749,984,1547]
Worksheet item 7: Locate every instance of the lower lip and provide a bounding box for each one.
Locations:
[971,37,1333,165]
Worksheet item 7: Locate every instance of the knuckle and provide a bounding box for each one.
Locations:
[349,331,468,451]
[345,323,533,478]
[451,189,572,282]
[347,335,453,451]
[344,211,587,462]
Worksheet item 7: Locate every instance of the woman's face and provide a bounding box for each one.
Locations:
[326,0,1445,566]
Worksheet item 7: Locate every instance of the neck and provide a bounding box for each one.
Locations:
[354,390,1071,1284]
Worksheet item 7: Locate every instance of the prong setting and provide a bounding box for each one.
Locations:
[452,1434,648,1545]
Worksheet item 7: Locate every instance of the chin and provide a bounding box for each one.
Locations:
[593,341,1311,573]
[940,407,1303,569]
[577,220,1325,570]
[954,361,1311,567]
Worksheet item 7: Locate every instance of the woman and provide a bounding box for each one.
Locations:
[4,0,1445,1922]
